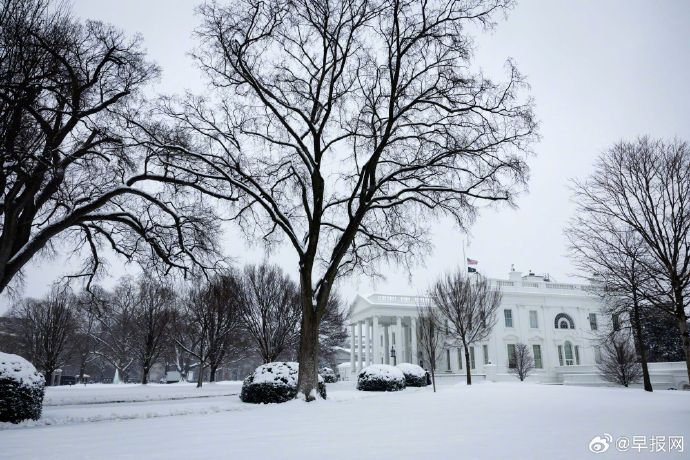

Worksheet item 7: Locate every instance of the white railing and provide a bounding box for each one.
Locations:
[546,283,577,290]
[368,279,592,305]
[368,294,431,306]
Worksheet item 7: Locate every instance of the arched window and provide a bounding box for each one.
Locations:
[554,313,575,329]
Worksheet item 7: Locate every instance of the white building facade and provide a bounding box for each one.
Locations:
[346,270,605,384]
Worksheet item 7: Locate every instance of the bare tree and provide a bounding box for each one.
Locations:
[83,281,138,381]
[598,332,642,387]
[566,217,654,391]
[572,138,690,383]
[238,264,302,363]
[429,271,501,385]
[132,277,175,384]
[134,0,536,399]
[417,304,444,392]
[8,286,76,385]
[174,272,242,387]
[69,300,97,383]
[0,0,217,295]
[508,342,534,382]
[317,296,350,367]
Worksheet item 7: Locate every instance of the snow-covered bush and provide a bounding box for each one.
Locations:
[319,367,337,383]
[396,363,428,387]
[240,362,326,404]
[0,352,45,423]
[357,364,406,392]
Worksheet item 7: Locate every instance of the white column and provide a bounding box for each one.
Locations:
[372,316,379,365]
[384,325,390,364]
[357,322,364,372]
[350,324,356,375]
[364,320,371,366]
[396,316,404,364]
[411,317,418,366]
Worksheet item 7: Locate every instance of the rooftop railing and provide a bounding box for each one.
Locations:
[367,279,592,305]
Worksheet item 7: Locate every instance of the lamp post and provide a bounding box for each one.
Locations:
[390,346,397,366]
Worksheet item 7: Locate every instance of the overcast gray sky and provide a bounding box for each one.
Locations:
[3,0,689,313]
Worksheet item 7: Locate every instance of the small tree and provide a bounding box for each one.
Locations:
[132,278,175,384]
[174,273,242,387]
[84,282,138,381]
[598,333,642,387]
[508,343,534,382]
[430,271,501,385]
[238,264,302,364]
[317,296,349,368]
[69,301,97,383]
[417,304,443,392]
[9,286,76,386]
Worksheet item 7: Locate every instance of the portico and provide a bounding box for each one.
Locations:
[348,295,426,374]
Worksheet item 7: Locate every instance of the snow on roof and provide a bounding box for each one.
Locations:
[0,352,44,387]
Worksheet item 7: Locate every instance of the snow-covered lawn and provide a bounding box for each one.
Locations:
[1,381,688,459]
[43,381,243,406]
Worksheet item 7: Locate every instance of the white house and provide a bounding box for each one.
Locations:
[345,269,606,383]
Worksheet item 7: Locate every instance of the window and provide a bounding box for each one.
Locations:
[594,346,602,364]
[392,332,396,345]
[504,309,513,328]
[507,344,516,368]
[558,345,564,366]
[575,345,580,365]
[446,349,451,371]
[612,313,621,331]
[532,344,542,369]
[529,310,538,328]
[457,348,463,369]
[564,341,574,365]
[469,346,476,369]
[554,313,575,329]
[588,313,598,331]
[483,345,489,365]
[480,312,486,328]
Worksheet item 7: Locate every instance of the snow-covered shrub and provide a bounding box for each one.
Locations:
[320,367,337,383]
[357,364,406,392]
[396,363,428,387]
[0,352,45,423]
[240,362,326,404]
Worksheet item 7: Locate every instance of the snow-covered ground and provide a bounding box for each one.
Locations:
[1,381,688,459]
[43,381,243,406]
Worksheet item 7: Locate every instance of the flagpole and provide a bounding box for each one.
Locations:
[462,238,467,274]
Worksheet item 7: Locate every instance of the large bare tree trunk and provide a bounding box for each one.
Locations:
[296,298,321,401]
[464,349,472,386]
[631,291,652,392]
[141,366,149,385]
[677,315,690,384]
[673,289,690,384]
[44,370,54,387]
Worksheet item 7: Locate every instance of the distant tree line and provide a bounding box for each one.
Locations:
[1,263,348,386]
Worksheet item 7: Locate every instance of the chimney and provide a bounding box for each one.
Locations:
[509,265,522,282]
